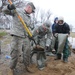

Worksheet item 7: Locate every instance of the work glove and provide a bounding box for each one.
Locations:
[7,4,16,10]
[45,46,49,50]
[28,36,34,40]
[28,36,37,45]
[54,33,58,38]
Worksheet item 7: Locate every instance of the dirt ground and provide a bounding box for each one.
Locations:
[0,33,75,75]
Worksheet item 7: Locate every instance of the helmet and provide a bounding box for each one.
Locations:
[27,2,35,13]
[43,20,52,28]
[58,16,64,21]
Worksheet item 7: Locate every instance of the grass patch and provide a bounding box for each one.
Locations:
[0,31,7,37]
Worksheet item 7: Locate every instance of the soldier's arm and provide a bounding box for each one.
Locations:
[32,27,39,37]
[47,29,52,39]
[46,29,53,47]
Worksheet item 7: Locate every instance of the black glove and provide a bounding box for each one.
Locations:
[45,46,49,51]
[28,36,34,40]
[7,4,16,10]
[29,36,37,45]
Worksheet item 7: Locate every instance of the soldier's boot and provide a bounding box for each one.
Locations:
[37,51,46,70]
[7,68,14,75]
[38,64,46,70]
[54,53,61,60]
[63,57,68,63]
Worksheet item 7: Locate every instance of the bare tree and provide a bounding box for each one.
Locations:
[0,0,29,29]
[30,7,41,29]
[34,7,40,24]
[46,10,52,20]
[0,0,52,29]
[40,9,52,23]
[31,7,52,26]
[40,9,46,23]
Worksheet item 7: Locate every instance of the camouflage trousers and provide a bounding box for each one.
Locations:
[10,35,31,69]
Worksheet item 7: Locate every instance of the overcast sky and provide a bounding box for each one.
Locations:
[31,0,75,27]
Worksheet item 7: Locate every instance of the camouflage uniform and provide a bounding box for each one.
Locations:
[2,6,33,69]
[32,21,52,70]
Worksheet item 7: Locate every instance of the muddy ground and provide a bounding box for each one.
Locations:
[0,32,75,75]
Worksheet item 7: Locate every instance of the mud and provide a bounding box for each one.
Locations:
[0,34,75,75]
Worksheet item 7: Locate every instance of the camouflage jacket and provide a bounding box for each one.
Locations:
[2,6,31,37]
[33,25,52,48]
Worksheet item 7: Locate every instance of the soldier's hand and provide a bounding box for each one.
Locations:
[28,36,34,40]
[36,45,40,48]
[7,4,16,10]
[54,33,58,38]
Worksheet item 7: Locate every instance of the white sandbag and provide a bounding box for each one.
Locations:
[68,37,73,45]
[57,34,68,53]
[72,38,75,49]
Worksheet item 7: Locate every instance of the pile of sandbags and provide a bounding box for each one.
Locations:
[68,37,75,53]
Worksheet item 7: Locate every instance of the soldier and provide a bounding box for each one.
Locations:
[2,2,35,74]
[32,20,52,70]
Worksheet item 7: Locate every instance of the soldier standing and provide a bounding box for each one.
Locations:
[2,2,35,74]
